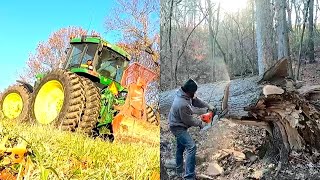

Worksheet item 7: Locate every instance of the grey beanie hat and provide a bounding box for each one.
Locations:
[182,79,198,93]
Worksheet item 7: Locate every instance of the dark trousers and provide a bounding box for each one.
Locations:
[170,126,196,180]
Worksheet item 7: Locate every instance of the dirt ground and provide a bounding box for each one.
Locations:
[160,61,320,180]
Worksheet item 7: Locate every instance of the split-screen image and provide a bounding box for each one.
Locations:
[1,0,320,179]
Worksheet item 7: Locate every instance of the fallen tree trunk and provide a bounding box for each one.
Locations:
[227,58,320,165]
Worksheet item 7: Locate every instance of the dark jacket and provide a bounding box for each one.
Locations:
[168,88,210,128]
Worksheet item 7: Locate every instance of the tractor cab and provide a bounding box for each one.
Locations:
[65,36,131,83]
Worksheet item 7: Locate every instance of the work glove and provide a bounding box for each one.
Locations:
[208,105,216,112]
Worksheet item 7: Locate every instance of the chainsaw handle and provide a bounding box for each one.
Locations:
[207,108,216,115]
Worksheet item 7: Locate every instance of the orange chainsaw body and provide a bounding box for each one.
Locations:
[200,111,214,123]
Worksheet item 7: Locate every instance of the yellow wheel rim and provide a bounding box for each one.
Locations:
[2,93,23,119]
[34,80,64,124]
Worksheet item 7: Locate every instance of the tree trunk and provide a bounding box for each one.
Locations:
[206,0,215,82]
[276,0,294,79]
[276,0,286,59]
[296,0,311,80]
[287,0,293,31]
[255,0,274,76]
[213,2,220,58]
[169,0,174,89]
[308,0,315,63]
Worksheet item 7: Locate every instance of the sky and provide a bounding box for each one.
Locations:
[0,0,122,92]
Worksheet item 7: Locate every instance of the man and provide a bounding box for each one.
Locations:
[86,59,94,71]
[168,79,215,180]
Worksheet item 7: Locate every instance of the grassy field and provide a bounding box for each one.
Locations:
[0,117,160,180]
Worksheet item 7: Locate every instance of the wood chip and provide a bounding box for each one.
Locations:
[251,170,263,179]
[206,162,224,176]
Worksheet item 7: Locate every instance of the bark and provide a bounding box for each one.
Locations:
[276,0,287,59]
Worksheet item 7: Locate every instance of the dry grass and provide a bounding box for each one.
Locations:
[0,118,160,180]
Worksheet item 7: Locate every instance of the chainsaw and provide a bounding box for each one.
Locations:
[200,108,228,132]
[199,82,230,132]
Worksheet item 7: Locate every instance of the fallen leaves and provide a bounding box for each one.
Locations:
[0,135,34,179]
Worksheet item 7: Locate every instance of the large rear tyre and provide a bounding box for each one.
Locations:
[0,85,31,122]
[29,69,85,131]
[77,77,101,135]
[146,105,159,126]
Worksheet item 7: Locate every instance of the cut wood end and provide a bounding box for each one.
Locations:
[222,82,231,111]
[263,85,284,97]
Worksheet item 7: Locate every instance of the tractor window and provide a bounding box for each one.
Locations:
[82,44,98,64]
[66,43,98,69]
[67,44,85,67]
[95,49,128,82]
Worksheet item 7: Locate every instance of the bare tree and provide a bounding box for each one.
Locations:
[104,0,160,68]
[308,0,315,63]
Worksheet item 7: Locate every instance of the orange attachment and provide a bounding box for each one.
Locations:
[121,62,156,88]
[112,63,157,134]
[119,63,157,120]
[200,112,213,123]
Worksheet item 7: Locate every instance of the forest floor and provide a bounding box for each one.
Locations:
[160,61,320,180]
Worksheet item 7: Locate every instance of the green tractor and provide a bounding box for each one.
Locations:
[0,35,157,140]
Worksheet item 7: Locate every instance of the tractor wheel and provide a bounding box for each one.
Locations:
[29,69,85,131]
[78,77,101,135]
[146,105,159,126]
[0,85,31,122]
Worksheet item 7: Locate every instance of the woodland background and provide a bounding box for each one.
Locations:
[160,0,320,90]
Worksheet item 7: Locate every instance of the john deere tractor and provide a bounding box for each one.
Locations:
[0,35,157,140]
